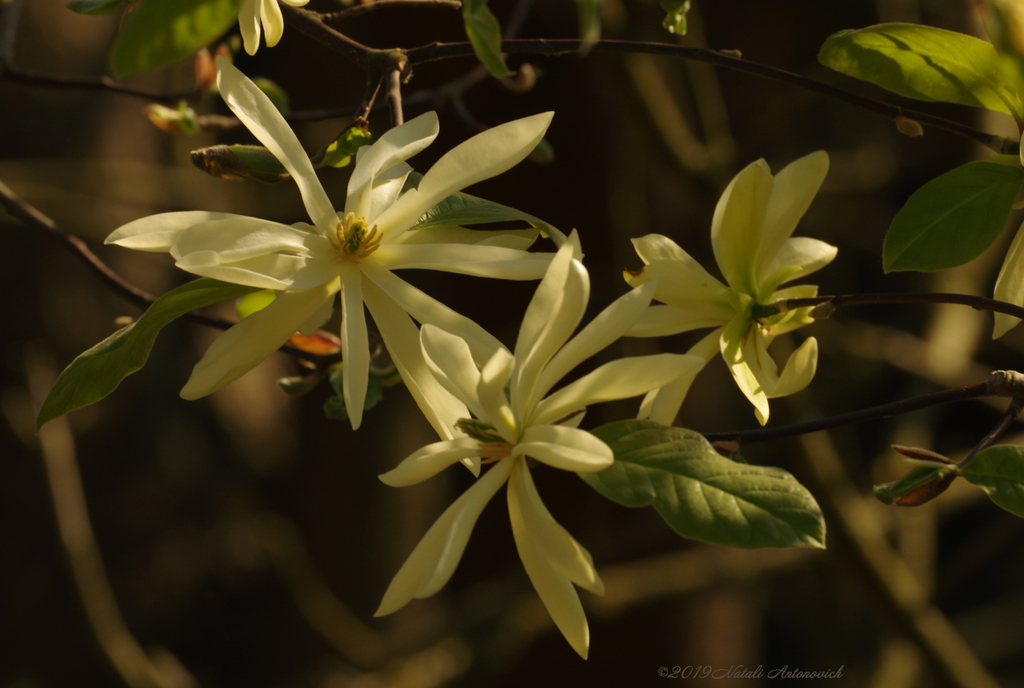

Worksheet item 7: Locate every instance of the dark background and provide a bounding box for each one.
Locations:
[2,0,1024,686]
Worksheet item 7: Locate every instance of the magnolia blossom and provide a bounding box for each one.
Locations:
[239,0,309,56]
[375,235,703,658]
[107,57,554,434]
[625,151,835,425]
[992,130,1024,339]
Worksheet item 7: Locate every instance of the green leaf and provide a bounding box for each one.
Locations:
[660,0,690,35]
[36,279,257,429]
[960,445,1024,517]
[463,0,513,79]
[109,0,238,80]
[236,289,276,319]
[323,365,383,421]
[412,188,554,235]
[583,420,826,548]
[66,0,132,16]
[819,24,1024,124]
[318,126,372,169]
[883,161,1024,272]
[575,0,602,53]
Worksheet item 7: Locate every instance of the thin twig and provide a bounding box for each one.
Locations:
[1,66,200,104]
[387,68,404,126]
[320,0,461,23]
[958,396,1024,468]
[776,292,1024,322]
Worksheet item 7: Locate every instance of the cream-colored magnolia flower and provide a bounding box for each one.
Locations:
[107,57,554,434]
[375,234,704,658]
[992,130,1024,339]
[625,151,835,426]
[239,0,309,56]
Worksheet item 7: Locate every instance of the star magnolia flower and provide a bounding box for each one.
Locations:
[239,0,309,56]
[106,57,554,434]
[624,151,835,426]
[375,234,703,658]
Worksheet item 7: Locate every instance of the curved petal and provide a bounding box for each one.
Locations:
[180,280,338,399]
[238,0,261,55]
[279,0,309,6]
[630,234,688,265]
[347,112,439,221]
[720,313,770,424]
[216,58,337,235]
[535,282,656,402]
[372,243,552,280]
[711,159,773,295]
[512,424,612,471]
[362,279,468,440]
[174,251,337,291]
[360,260,504,364]
[626,303,729,337]
[758,237,837,299]
[106,211,247,251]
[375,457,514,616]
[393,226,539,250]
[379,437,482,487]
[637,329,719,425]
[169,217,317,261]
[623,260,731,308]
[758,150,829,275]
[340,266,369,429]
[420,324,487,420]
[259,0,284,47]
[375,112,553,242]
[533,354,705,427]
[768,336,818,398]
[365,162,413,223]
[994,219,1024,338]
[507,461,591,659]
[477,347,518,443]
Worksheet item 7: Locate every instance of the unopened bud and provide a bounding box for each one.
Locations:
[891,444,954,464]
[190,144,289,183]
[895,115,924,137]
[145,101,199,135]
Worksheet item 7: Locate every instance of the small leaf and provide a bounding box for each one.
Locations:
[463,0,513,79]
[583,420,826,549]
[819,23,1024,124]
[960,445,1024,517]
[36,278,257,429]
[873,466,956,506]
[575,0,602,54]
[883,161,1024,272]
[109,0,238,80]
[318,126,372,169]
[660,0,690,35]
[66,0,132,16]
[323,365,383,420]
[236,289,276,319]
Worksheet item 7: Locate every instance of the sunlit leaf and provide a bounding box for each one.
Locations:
[960,445,1024,517]
[660,0,690,35]
[37,278,257,429]
[463,0,513,79]
[318,126,373,169]
[109,0,238,80]
[582,420,826,548]
[883,161,1024,272]
[236,289,276,319]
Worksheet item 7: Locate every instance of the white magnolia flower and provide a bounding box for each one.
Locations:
[375,234,704,658]
[625,151,835,425]
[239,0,309,56]
[107,57,554,434]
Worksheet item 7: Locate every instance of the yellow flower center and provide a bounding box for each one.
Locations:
[330,212,381,263]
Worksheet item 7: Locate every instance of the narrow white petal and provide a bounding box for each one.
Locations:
[758,150,829,275]
[174,252,337,291]
[719,314,770,424]
[180,280,338,399]
[379,436,482,487]
[216,58,337,235]
[533,354,705,427]
[711,159,773,295]
[362,278,469,439]
[375,458,514,616]
[630,234,688,265]
[536,282,656,402]
[477,348,518,443]
[375,113,553,242]
[347,112,439,220]
[638,329,719,425]
[767,336,818,398]
[106,211,245,252]
[994,218,1024,338]
[360,260,504,364]
[393,225,539,250]
[373,243,552,280]
[238,0,261,55]
[513,425,612,472]
[169,217,316,262]
[507,461,591,659]
[623,260,732,308]
[420,324,487,420]
[626,304,729,337]
[340,266,369,430]
[259,0,284,47]
[366,162,413,222]
[758,237,837,299]
[298,290,335,336]
[279,0,309,6]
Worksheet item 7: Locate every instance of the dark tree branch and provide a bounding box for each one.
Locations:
[387,69,404,126]
[774,292,1024,322]
[320,0,462,23]
[0,66,200,104]
[958,396,1024,468]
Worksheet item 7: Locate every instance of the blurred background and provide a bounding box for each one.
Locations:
[2,0,1024,685]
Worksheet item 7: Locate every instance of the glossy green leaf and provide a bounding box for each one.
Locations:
[109,0,238,80]
[819,23,1024,124]
[660,0,690,35]
[575,0,602,53]
[37,279,258,429]
[318,126,372,169]
[583,420,826,548]
[66,0,132,16]
[883,161,1024,272]
[412,189,554,235]
[463,0,513,79]
[960,445,1024,517]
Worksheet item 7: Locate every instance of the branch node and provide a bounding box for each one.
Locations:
[987,370,1024,397]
